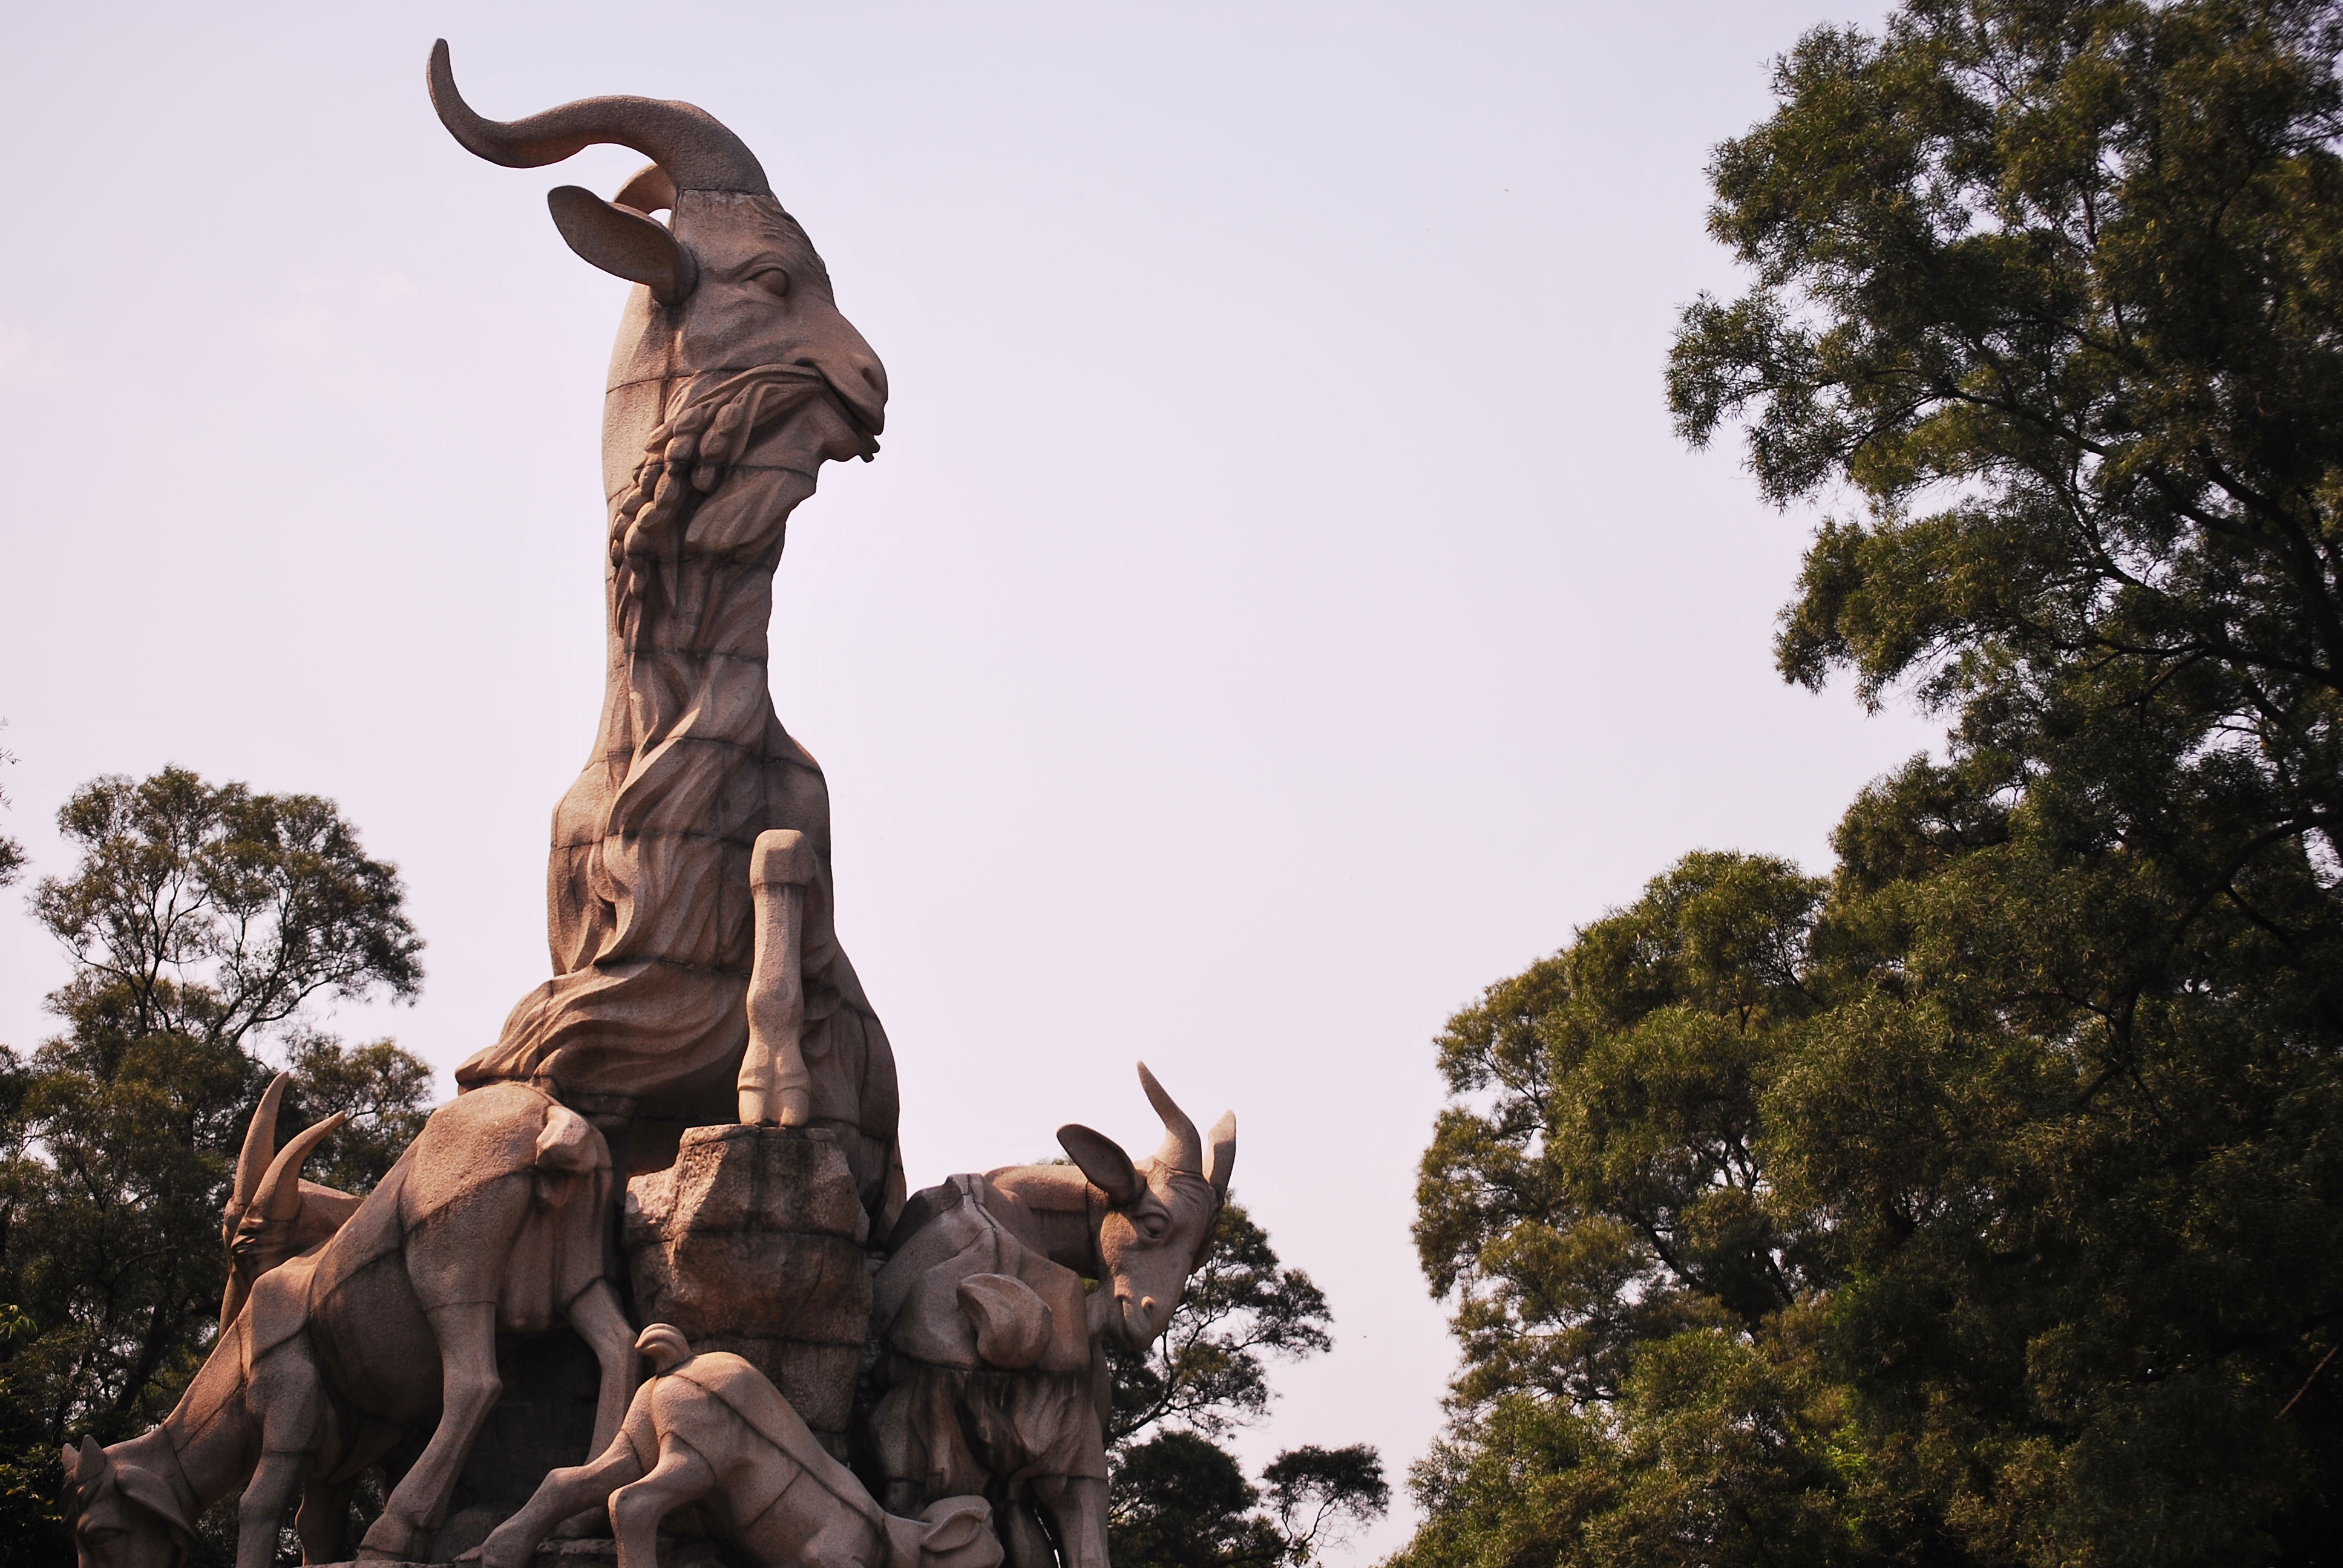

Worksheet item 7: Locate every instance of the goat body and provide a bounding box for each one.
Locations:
[485,1338,1000,1568]
[66,1082,639,1568]
[868,1067,1236,1568]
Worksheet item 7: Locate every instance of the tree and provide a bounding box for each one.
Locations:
[1411,853,1826,1414]
[1666,0,2343,917]
[1261,1444,1392,1566]
[1396,857,1866,1568]
[0,720,22,890]
[1403,5,2343,1563]
[1110,1432,1288,1568]
[1103,1203,1387,1568]
[0,766,433,1564]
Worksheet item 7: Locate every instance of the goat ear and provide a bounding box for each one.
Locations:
[110,1462,192,1535]
[1057,1124,1141,1207]
[917,1497,993,1553]
[956,1272,1054,1370]
[1204,1111,1237,1200]
[548,185,697,305]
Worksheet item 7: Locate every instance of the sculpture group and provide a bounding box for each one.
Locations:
[62,43,1234,1568]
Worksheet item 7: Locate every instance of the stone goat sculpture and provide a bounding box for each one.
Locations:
[427,40,905,1229]
[218,1073,361,1333]
[484,1325,1002,1568]
[64,1082,638,1568]
[869,1065,1236,1568]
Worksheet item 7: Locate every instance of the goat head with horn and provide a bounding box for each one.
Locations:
[219,1073,360,1332]
[429,42,904,1229]
[869,1065,1236,1568]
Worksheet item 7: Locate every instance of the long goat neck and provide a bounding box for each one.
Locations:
[980,1163,1099,1277]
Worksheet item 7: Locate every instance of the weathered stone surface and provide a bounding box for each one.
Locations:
[445,1329,608,1527]
[636,1122,870,1241]
[434,27,906,1242]
[689,1337,863,1433]
[479,1333,1000,1568]
[870,1065,1238,1568]
[309,1535,723,1568]
[626,1125,870,1446]
[60,1080,639,1568]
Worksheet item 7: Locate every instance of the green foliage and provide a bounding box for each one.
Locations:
[1402,4,2343,1564]
[1103,1205,1386,1568]
[0,720,22,891]
[1414,852,1825,1411]
[1402,858,1878,1567]
[1405,827,2343,1563]
[1668,0,2343,856]
[1110,1431,1288,1568]
[0,767,432,1559]
[1395,1333,1860,1568]
[1109,1432,1388,1568]
[33,766,423,1060]
[1260,1443,1391,1565]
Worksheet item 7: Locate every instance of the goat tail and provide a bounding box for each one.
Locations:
[534,1105,601,1174]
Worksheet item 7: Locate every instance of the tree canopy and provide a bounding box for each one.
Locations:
[1103,1203,1387,1568]
[1404,2,2343,1564]
[0,767,433,1564]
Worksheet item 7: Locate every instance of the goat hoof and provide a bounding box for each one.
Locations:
[358,1517,427,1561]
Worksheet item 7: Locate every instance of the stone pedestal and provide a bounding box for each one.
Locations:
[623,1125,871,1454]
[317,1537,721,1568]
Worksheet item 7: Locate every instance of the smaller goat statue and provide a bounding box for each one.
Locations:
[64,1081,638,1568]
[869,1063,1236,1568]
[483,1324,1003,1568]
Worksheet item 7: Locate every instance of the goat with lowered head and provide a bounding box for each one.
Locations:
[869,1065,1236,1568]
[64,1082,638,1568]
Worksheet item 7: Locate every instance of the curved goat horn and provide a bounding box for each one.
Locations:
[614,162,679,215]
[255,1111,349,1224]
[231,1073,291,1221]
[1137,1062,1203,1175]
[427,40,771,195]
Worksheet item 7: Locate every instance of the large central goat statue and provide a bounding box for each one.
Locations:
[64,1082,637,1568]
[425,41,904,1228]
[869,1066,1236,1568]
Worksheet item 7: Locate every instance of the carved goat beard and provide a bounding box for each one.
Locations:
[609,363,879,569]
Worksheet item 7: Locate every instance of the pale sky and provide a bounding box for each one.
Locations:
[1,3,1919,1558]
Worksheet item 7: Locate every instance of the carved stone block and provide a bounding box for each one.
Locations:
[623,1125,870,1451]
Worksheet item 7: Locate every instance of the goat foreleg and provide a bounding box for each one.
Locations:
[480,1437,649,1568]
[569,1278,640,1454]
[1031,1473,1110,1568]
[738,829,816,1126]
[235,1451,309,1568]
[361,1301,501,1561]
